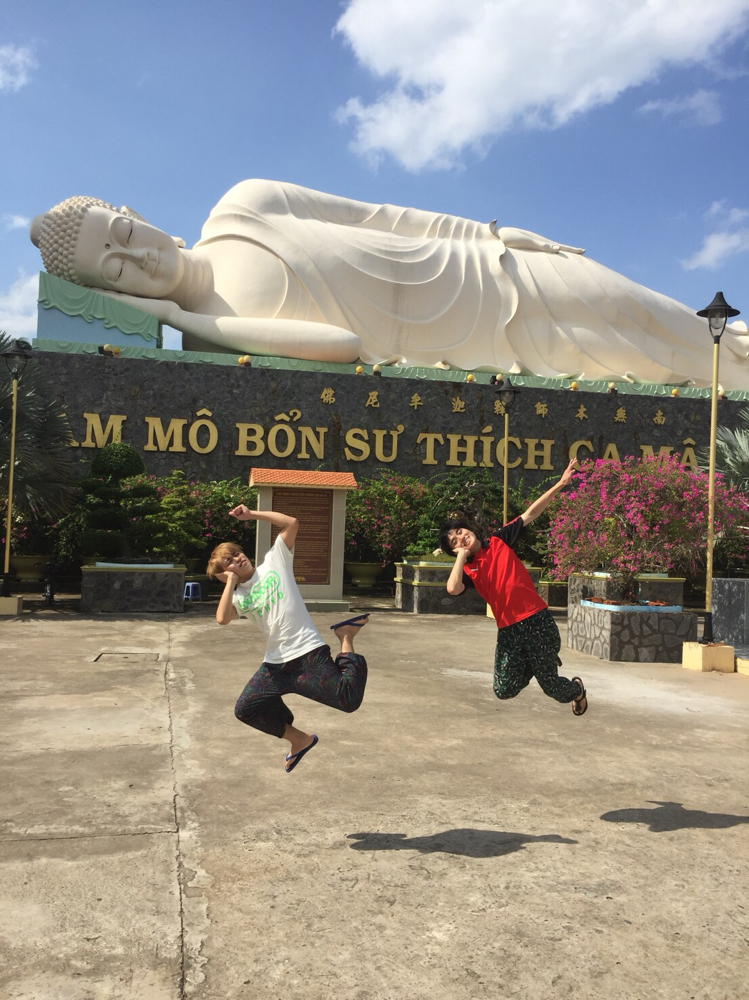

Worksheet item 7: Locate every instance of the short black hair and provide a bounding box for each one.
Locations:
[438,518,480,558]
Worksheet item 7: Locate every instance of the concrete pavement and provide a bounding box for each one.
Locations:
[1,601,748,1000]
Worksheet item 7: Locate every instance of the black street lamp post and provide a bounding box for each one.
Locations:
[695,293,740,643]
[2,338,33,599]
[494,378,521,525]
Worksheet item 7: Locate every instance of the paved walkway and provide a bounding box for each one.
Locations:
[1,603,748,1000]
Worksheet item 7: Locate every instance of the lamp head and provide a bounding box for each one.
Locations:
[1,338,33,378]
[696,291,740,339]
[494,376,520,409]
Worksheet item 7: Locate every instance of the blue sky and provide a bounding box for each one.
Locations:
[1,0,748,350]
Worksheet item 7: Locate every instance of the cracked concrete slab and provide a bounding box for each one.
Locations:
[0,834,181,1000]
[2,608,748,999]
[0,744,176,840]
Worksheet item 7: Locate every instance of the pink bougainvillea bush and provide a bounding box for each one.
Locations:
[548,456,749,601]
[344,470,431,564]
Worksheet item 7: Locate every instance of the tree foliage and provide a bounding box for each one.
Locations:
[343,467,553,565]
[548,456,749,600]
[710,405,749,492]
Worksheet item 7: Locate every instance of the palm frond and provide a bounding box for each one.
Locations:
[0,331,78,518]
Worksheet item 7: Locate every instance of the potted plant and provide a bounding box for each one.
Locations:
[2,513,55,582]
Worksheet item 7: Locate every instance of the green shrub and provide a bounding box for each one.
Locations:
[401,467,553,566]
[90,442,145,481]
[345,470,430,564]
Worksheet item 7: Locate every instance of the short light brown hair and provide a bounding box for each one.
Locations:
[206,542,245,579]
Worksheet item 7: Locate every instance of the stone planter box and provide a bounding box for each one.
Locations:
[568,573,685,610]
[568,601,697,662]
[537,580,568,606]
[395,560,486,615]
[713,578,749,646]
[81,563,186,613]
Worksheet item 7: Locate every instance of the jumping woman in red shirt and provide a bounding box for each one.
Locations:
[439,459,587,716]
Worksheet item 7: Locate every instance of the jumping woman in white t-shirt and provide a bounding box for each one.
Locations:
[208,505,369,773]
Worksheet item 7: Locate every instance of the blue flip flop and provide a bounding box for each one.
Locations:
[330,614,370,630]
[285,733,318,773]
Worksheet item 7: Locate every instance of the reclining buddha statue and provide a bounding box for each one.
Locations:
[30,178,748,387]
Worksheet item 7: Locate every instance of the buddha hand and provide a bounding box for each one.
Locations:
[489,222,585,255]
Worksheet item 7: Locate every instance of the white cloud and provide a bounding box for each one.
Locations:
[706,199,749,226]
[682,201,749,270]
[0,44,36,93]
[0,272,38,338]
[682,229,749,270]
[639,89,721,126]
[334,0,749,170]
[3,214,30,232]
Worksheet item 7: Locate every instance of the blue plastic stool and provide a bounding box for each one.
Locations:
[184,582,202,601]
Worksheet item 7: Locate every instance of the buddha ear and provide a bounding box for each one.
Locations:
[171,236,186,248]
[30,214,45,247]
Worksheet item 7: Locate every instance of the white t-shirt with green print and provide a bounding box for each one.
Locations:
[231,535,324,664]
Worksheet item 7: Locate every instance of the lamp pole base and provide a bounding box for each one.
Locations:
[0,595,23,616]
[699,611,714,645]
[682,640,735,672]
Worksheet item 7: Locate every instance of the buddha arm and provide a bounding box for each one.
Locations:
[172,311,362,363]
[87,289,362,362]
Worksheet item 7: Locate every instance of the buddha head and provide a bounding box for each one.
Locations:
[30,196,186,299]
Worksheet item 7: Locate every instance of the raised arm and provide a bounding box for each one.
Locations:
[216,572,240,626]
[445,547,470,595]
[520,459,578,525]
[229,505,299,550]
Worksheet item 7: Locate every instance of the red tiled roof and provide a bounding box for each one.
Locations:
[250,468,358,489]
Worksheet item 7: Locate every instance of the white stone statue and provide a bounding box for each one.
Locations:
[30,179,748,387]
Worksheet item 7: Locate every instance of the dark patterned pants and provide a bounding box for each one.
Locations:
[234,644,368,738]
[493,609,582,703]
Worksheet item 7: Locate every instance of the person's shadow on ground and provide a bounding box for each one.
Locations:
[600,800,749,832]
[346,829,577,858]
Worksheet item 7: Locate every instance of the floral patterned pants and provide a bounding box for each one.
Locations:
[234,644,368,738]
[493,609,583,703]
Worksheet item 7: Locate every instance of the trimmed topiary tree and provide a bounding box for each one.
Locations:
[55,443,162,563]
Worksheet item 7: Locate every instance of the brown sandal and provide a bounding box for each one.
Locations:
[571,677,588,716]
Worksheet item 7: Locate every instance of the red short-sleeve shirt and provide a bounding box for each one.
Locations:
[462,517,547,629]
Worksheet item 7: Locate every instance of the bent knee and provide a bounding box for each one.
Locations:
[494,688,520,701]
[234,700,251,724]
[341,696,364,714]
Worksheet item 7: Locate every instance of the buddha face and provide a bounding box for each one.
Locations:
[71,206,185,298]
